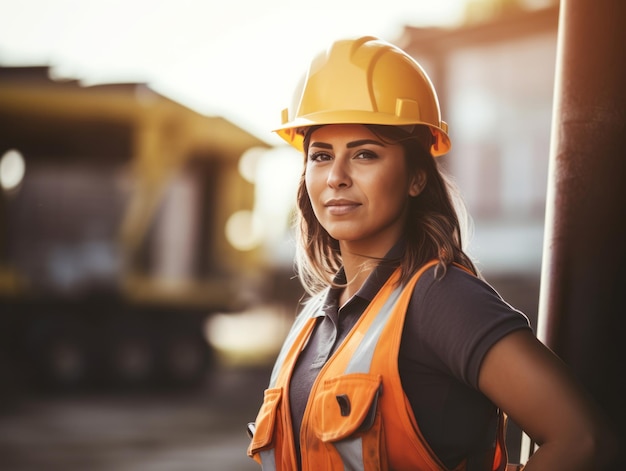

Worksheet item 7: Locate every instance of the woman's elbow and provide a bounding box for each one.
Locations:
[528,414,619,470]
[566,419,619,469]
[589,421,620,469]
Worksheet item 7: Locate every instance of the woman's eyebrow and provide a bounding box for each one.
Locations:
[309,142,333,149]
[309,139,384,149]
[347,139,384,148]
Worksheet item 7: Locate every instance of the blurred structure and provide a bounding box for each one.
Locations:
[0,66,270,391]
[399,3,559,462]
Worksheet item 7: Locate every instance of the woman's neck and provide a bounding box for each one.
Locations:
[337,236,401,304]
[339,250,378,304]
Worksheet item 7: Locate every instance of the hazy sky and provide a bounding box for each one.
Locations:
[0,0,468,144]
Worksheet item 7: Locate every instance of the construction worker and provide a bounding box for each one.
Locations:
[247,36,615,470]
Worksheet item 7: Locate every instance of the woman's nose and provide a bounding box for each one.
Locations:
[326,159,351,188]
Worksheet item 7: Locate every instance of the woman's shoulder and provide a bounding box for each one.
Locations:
[412,263,502,305]
[405,263,531,386]
[409,263,530,325]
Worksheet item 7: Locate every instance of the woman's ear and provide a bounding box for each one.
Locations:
[409,169,427,197]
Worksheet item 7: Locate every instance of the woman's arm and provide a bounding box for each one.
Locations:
[478,330,617,470]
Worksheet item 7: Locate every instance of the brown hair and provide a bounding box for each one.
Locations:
[294,124,477,295]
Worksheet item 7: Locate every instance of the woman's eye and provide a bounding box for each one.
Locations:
[309,152,332,162]
[354,150,377,160]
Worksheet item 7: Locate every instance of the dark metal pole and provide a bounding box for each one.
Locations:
[538,0,626,465]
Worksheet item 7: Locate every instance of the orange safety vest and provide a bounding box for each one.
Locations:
[248,260,509,471]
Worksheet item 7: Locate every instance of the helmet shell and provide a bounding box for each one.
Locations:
[275,36,451,156]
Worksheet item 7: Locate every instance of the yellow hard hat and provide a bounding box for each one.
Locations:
[274,36,451,156]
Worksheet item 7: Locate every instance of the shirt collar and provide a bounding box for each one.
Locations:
[321,238,405,311]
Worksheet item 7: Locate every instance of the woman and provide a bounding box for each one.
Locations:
[247,36,615,470]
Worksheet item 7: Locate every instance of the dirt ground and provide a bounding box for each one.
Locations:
[0,365,271,471]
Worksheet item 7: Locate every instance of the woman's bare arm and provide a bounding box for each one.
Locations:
[478,330,617,470]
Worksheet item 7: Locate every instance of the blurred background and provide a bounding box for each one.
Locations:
[0,0,560,469]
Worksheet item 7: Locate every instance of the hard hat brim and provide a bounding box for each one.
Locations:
[274,111,451,157]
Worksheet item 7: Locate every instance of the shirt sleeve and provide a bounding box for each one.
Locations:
[406,265,532,389]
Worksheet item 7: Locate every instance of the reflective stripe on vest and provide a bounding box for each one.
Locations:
[313,283,405,470]
[268,294,326,389]
[251,294,325,470]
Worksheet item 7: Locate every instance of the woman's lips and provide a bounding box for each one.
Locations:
[325,199,361,215]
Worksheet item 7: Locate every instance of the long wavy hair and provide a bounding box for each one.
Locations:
[293,124,477,296]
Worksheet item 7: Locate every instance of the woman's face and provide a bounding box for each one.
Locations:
[305,124,424,256]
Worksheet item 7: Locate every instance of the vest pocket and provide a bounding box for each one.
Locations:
[248,387,283,455]
[312,373,382,442]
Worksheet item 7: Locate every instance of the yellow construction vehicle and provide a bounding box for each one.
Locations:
[0,66,269,390]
